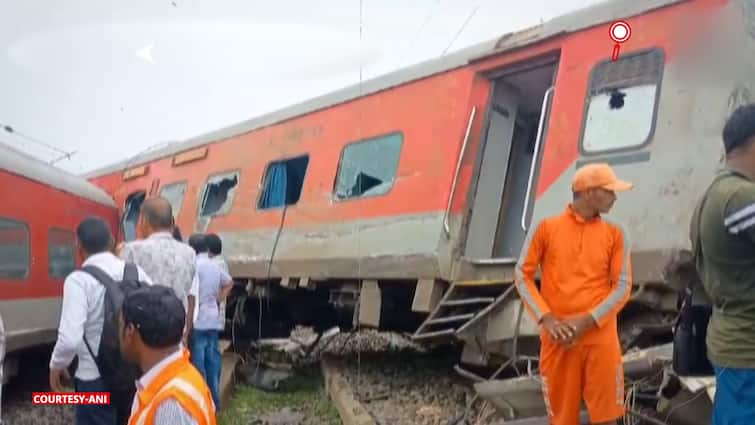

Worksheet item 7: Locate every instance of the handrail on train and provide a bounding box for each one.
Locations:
[443,107,477,237]
[520,86,554,233]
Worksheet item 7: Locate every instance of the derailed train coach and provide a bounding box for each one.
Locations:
[85,0,755,368]
[0,144,119,384]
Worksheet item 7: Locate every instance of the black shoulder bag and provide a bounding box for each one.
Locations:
[671,174,729,376]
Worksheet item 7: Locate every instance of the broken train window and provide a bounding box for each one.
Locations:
[258,155,309,210]
[334,132,403,200]
[122,191,146,242]
[199,171,239,217]
[160,181,187,219]
[580,48,664,154]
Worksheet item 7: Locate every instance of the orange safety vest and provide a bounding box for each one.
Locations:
[128,349,216,425]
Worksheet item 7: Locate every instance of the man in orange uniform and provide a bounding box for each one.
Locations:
[119,285,216,425]
[515,163,633,425]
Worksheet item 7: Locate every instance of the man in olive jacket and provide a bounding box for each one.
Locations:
[692,103,755,424]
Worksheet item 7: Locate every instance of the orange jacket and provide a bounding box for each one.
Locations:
[128,349,216,425]
[515,205,632,344]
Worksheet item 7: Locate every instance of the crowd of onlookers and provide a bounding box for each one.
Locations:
[48,196,231,425]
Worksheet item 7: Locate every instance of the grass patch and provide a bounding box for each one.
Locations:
[220,366,340,425]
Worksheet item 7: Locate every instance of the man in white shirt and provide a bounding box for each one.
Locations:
[49,217,152,425]
[119,198,198,344]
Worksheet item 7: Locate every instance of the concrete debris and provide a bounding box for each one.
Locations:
[472,344,714,425]
[623,342,673,379]
[238,361,295,391]
[322,357,377,425]
[677,376,716,401]
[474,376,545,420]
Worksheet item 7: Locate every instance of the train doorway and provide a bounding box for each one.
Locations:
[464,58,557,263]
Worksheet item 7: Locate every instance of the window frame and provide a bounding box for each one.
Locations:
[332,131,404,203]
[197,169,241,219]
[256,154,311,211]
[159,180,189,220]
[0,216,31,281]
[578,47,665,157]
[48,227,76,279]
[121,190,147,243]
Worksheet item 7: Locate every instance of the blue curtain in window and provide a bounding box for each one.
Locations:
[261,163,288,209]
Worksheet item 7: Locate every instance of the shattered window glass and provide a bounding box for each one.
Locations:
[334,132,403,200]
[122,191,146,242]
[258,155,309,210]
[0,217,30,279]
[200,172,239,217]
[160,182,187,219]
[581,49,664,153]
[48,228,76,278]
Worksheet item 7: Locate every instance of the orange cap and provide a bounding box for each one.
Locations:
[572,163,633,192]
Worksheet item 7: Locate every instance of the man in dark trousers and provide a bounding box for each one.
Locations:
[692,103,755,424]
[49,217,152,425]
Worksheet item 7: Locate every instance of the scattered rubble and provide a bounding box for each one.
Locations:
[338,351,477,425]
[247,326,716,425]
[255,326,427,367]
[253,327,481,425]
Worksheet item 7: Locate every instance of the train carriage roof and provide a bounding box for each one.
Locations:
[84,0,683,179]
[0,143,116,207]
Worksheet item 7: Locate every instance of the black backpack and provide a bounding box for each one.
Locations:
[671,174,728,377]
[81,263,148,393]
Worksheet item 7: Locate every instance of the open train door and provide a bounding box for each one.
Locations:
[415,53,561,355]
[463,54,558,265]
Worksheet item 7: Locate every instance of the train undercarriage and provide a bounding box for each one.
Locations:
[224,271,680,369]
[222,250,703,423]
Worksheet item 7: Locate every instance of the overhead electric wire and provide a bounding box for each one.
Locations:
[0,122,77,164]
[441,3,480,56]
[398,0,441,66]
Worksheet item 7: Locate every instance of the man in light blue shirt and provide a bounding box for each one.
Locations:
[187,234,232,410]
[205,233,230,331]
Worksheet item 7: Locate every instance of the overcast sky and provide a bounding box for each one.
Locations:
[0,0,603,175]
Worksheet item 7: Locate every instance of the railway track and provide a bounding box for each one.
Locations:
[234,328,688,425]
[234,328,493,425]
[2,346,74,425]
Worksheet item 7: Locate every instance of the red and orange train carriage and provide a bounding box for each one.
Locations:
[0,143,118,384]
[84,0,755,366]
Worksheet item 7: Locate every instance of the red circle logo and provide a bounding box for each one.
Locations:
[609,21,631,43]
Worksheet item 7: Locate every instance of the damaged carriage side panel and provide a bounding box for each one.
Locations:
[83,1,752,369]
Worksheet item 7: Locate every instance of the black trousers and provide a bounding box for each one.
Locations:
[74,378,115,425]
[111,388,135,425]
[74,379,134,425]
